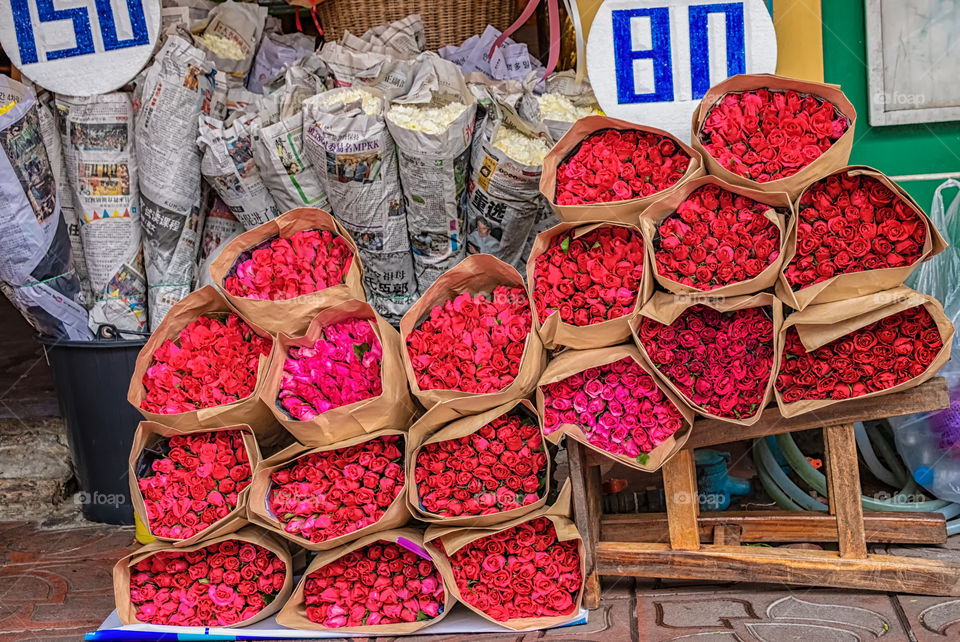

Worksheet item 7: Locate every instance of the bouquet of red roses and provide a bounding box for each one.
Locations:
[130,423,259,545]
[541,115,702,223]
[537,345,693,470]
[210,208,366,336]
[633,293,781,425]
[775,288,952,417]
[425,487,583,630]
[409,399,549,524]
[128,287,275,434]
[261,301,414,446]
[691,75,855,198]
[777,166,946,310]
[248,432,409,550]
[640,177,789,296]
[527,222,651,350]
[401,255,544,412]
[114,528,292,628]
[277,530,452,634]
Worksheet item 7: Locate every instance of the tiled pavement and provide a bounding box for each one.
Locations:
[3,521,960,641]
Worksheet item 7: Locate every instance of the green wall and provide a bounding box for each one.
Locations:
[821,1,960,213]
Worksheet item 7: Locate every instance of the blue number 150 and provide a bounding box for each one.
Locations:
[11,0,150,64]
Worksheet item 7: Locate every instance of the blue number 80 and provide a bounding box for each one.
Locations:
[11,0,150,64]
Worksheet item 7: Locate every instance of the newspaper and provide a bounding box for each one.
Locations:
[466,99,553,267]
[160,0,215,33]
[385,53,477,288]
[197,195,245,288]
[135,35,214,329]
[340,14,425,56]
[318,42,415,94]
[0,77,90,340]
[248,31,315,94]
[198,113,280,229]
[56,93,148,334]
[250,66,329,211]
[192,0,266,78]
[517,196,559,273]
[540,71,600,140]
[302,90,419,323]
[440,26,544,84]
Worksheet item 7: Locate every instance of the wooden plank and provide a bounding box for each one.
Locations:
[713,524,742,546]
[567,439,602,609]
[684,378,948,450]
[824,423,868,559]
[600,511,947,544]
[661,449,700,550]
[596,542,960,596]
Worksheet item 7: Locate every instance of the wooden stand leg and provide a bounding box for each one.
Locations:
[568,440,602,608]
[823,423,868,559]
[662,449,700,550]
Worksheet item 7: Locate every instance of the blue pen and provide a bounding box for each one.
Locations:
[85,631,239,641]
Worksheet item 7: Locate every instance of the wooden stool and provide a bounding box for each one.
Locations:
[569,377,959,608]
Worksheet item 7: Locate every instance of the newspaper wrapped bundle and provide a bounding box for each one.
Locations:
[302,87,420,323]
[538,71,602,141]
[259,300,414,446]
[135,35,215,329]
[536,344,694,472]
[0,76,90,340]
[774,287,954,418]
[385,53,478,290]
[423,482,584,631]
[191,0,266,78]
[248,30,316,94]
[406,398,550,526]
[209,208,366,336]
[276,528,454,633]
[128,422,261,547]
[247,431,412,551]
[113,526,293,628]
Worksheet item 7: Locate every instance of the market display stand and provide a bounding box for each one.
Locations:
[570,377,958,608]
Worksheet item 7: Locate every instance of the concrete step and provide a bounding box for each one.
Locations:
[0,416,74,519]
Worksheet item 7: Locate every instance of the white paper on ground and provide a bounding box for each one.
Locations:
[94,605,588,638]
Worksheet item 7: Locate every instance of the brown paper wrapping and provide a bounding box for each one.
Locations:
[691,74,857,200]
[246,429,412,550]
[400,254,546,412]
[526,221,654,350]
[631,292,783,426]
[129,422,261,547]
[774,286,954,418]
[405,398,550,526]
[113,525,293,627]
[209,208,367,337]
[776,166,948,311]
[127,286,279,441]
[259,300,415,446]
[276,528,456,634]
[423,481,585,631]
[535,344,694,472]
[540,115,705,222]
[639,175,791,297]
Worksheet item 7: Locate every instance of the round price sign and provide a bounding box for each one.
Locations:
[0,0,161,96]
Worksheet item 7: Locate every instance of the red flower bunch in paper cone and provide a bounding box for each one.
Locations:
[555,129,690,206]
[141,314,272,414]
[303,540,445,627]
[128,540,286,627]
[541,357,684,463]
[636,306,775,420]
[533,226,645,326]
[278,318,383,421]
[137,430,251,540]
[406,286,531,393]
[414,411,547,517]
[699,89,849,182]
[655,185,781,290]
[268,435,405,544]
[438,516,582,621]
[224,229,353,300]
[785,171,927,290]
[777,305,942,403]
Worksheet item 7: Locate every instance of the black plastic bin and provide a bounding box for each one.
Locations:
[38,329,147,524]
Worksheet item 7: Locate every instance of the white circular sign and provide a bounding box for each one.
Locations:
[0,0,161,96]
[586,0,777,142]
